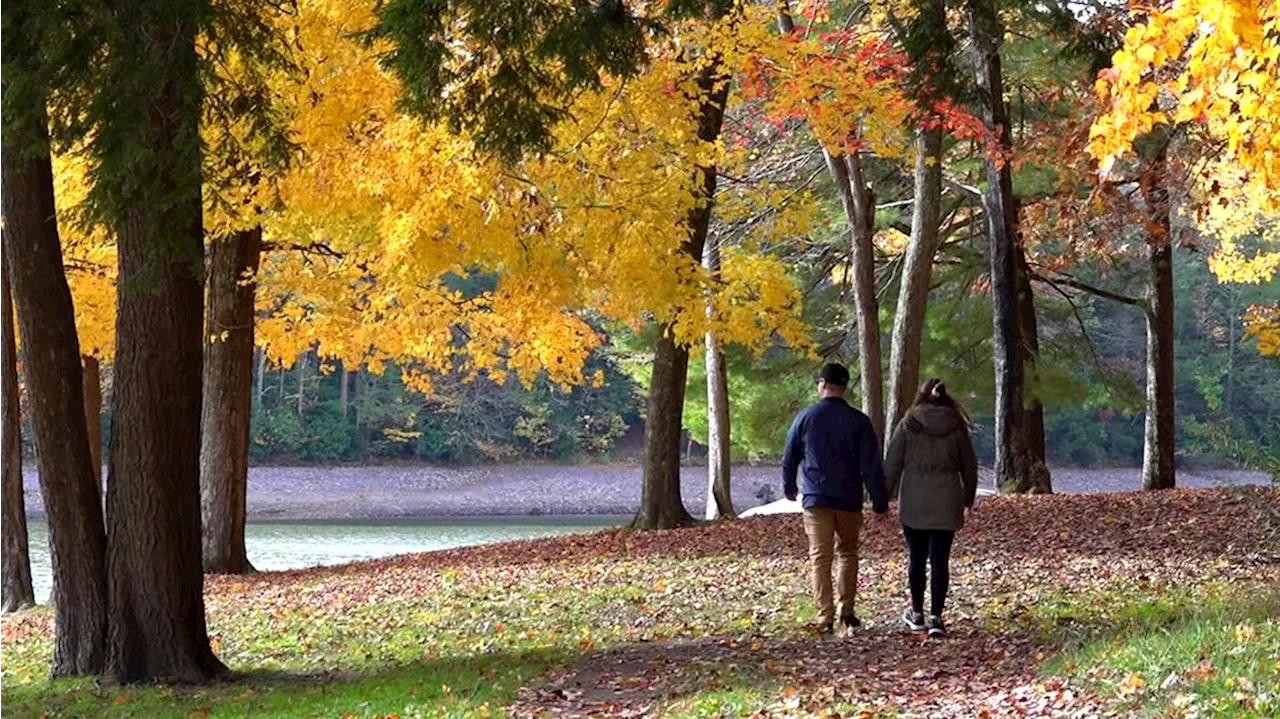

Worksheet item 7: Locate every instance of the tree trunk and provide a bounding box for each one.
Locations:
[352,366,366,458]
[296,352,307,415]
[103,6,226,683]
[200,228,262,575]
[2,112,108,675]
[1014,244,1051,493]
[779,3,882,437]
[843,154,885,440]
[634,54,731,531]
[1142,144,1176,490]
[702,235,734,521]
[886,128,944,433]
[339,361,350,421]
[965,0,1037,493]
[2,249,36,614]
[82,355,103,491]
[636,331,697,529]
[255,346,267,407]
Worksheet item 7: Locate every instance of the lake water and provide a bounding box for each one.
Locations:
[23,516,626,604]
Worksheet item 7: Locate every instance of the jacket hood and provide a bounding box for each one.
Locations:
[904,404,963,437]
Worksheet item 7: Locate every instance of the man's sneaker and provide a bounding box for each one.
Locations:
[926,615,948,639]
[818,622,835,636]
[902,607,926,631]
[840,615,862,634]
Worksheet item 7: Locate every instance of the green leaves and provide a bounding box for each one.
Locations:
[368,0,652,163]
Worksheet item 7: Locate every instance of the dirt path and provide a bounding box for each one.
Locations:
[513,630,1106,718]
[21,464,1270,520]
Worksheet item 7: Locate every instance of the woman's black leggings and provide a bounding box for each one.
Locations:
[903,525,955,617]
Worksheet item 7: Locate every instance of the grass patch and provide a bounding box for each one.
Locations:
[1,556,806,718]
[1042,584,1280,718]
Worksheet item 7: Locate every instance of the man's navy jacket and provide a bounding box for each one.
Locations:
[782,397,890,513]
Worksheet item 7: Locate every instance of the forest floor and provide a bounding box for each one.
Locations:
[20,464,1274,520]
[3,487,1278,718]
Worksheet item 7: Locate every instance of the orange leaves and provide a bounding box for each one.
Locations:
[738,9,915,158]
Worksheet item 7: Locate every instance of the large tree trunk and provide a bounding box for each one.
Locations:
[965,0,1038,493]
[702,235,734,521]
[103,4,226,684]
[200,228,262,574]
[843,154,884,439]
[634,55,731,531]
[636,331,697,529]
[82,355,103,489]
[1,113,108,675]
[1141,144,1176,490]
[886,128,944,433]
[1013,247,1051,492]
[2,250,36,614]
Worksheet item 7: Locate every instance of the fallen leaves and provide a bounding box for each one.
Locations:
[2,487,1277,717]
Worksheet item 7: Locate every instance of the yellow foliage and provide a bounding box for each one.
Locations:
[255,0,811,389]
[1093,2,1280,358]
[53,154,117,360]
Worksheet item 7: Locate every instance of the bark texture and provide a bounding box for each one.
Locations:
[886,128,944,433]
[1014,246,1051,492]
[2,117,108,675]
[702,235,734,521]
[103,3,226,683]
[965,0,1039,493]
[1141,145,1176,490]
[843,154,884,440]
[200,228,262,574]
[634,55,730,530]
[778,3,882,437]
[339,362,350,421]
[2,250,36,614]
[82,355,103,488]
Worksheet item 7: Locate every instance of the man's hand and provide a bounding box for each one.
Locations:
[785,489,797,502]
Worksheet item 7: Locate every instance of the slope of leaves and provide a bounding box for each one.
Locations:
[2,488,1276,718]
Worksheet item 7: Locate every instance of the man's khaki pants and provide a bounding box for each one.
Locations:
[802,507,863,624]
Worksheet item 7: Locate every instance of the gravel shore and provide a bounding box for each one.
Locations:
[21,464,1270,520]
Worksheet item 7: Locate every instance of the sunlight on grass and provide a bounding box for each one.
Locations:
[1043,585,1280,718]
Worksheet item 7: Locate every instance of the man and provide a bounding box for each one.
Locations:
[783,362,889,635]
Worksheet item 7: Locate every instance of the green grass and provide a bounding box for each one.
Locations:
[1041,584,1280,718]
[1,650,565,718]
[1,556,808,718]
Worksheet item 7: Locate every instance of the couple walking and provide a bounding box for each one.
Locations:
[782,362,978,638]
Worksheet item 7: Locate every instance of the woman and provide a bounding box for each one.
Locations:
[884,378,979,638]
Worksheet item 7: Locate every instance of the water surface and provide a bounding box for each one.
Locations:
[24,515,624,604]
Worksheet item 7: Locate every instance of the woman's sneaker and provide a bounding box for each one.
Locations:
[902,607,926,631]
[925,615,948,639]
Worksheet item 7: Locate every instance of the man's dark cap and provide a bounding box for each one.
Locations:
[818,362,850,387]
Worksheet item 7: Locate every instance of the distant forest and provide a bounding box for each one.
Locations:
[23,250,1269,470]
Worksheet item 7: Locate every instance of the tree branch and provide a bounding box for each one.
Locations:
[1030,270,1145,309]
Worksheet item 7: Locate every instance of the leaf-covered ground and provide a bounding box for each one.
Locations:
[2,487,1277,718]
